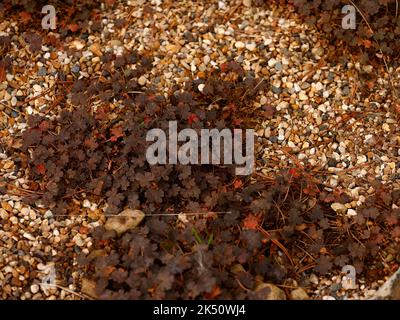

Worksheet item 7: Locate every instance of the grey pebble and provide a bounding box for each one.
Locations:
[272,86,282,94]
[275,62,282,71]
[37,67,47,76]
[71,65,80,73]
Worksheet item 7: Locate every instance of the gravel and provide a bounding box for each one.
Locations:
[0,0,399,300]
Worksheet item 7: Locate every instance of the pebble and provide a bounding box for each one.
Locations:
[290,288,309,300]
[83,199,91,208]
[23,232,35,241]
[235,41,245,49]
[268,58,277,68]
[71,65,80,73]
[309,274,319,285]
[275,62,282,71]
[322,296,336,300]
[104,209,145,235]
[30,284,39,294]
[245,42,256,51]
[138,76,147,86]
[347,209,357,216]
[90,43,102,56]
[243,0,252,7]
[299,91,308,100]
[33,85,42,92]
[37,67,47,76]
[331,203,347,214]
[72,40,85,50]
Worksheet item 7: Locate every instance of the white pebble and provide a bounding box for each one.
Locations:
[245,42,256,51]
[83,199,91,208]
[235,41,245,49]
[30,284,39,294]
[138,76,147,86]
[347,209,357,217]
[33,84,42,92]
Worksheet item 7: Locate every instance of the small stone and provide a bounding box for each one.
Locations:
[256,128,264,137]
[30,284,39,294]
[71,40,85,50]
[198,83,205,93]
[268,58,276,67]
[33,84,42,92]
[3,160,13,169]
[138,76,147,86]
[331,202,348,214]
[315,82,323,91]
[309,274,319,285]
[235,41,245,49]
[382,123,390,132]
[312,47,324,57]
[299,91,308,101]
[90,43,102,56]
[272,79,281,88]
[264,127,271,138]
[277,101,289,110]
[246,42,256,51]
[0,208,8,220]
[272,86,281,94]
[255,283,286,300]
[110,40,122,47]
[166,43,180,53]
[363,65,373,74]
[21,207,30,216]
[243,0,252,7]
[23,232,35,241]
[323,296,336,300]
[83,199,91,208]
[275,62,282,71]
[1,201,12,212]
[260,96,267,105]
[37,67,47,76]
[290,288,309,300]
[71,65,80,73]
[73,234,85,247]
[105,209,145,235]
[11,96,17,106]
[347,209,357,217]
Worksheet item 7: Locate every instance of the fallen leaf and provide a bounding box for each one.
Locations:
[0,65,5,82]
[110,126,124,141]
[35,164,46,175]
[68,23,79,32]
[233,179,243,189]
[20,11,32,23]
[243,214,259,230]
[187,113,198,125]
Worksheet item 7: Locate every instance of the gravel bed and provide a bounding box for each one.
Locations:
[0,0,399,299]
